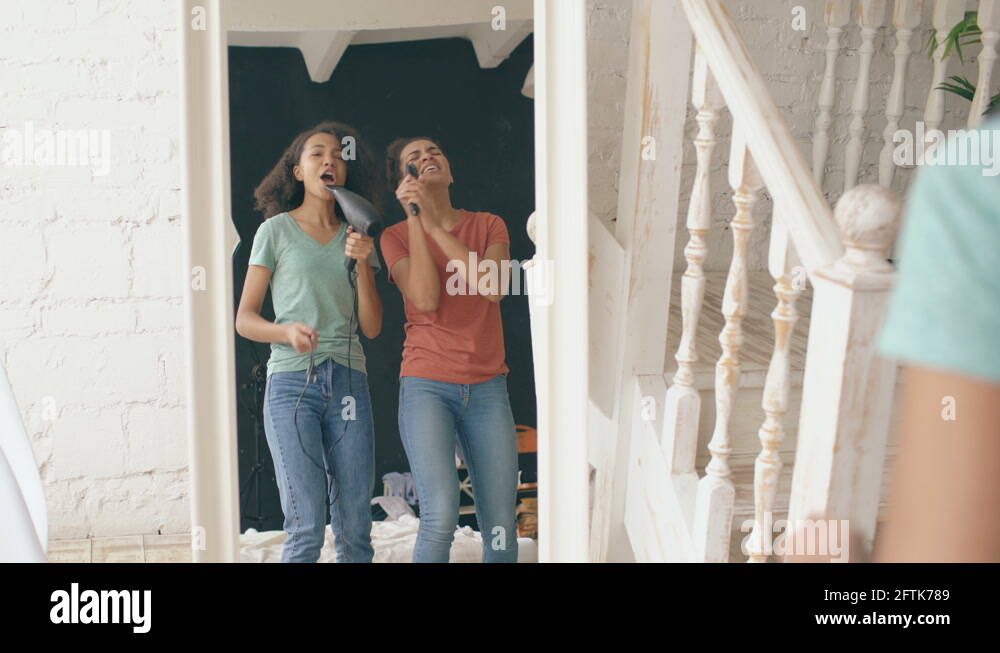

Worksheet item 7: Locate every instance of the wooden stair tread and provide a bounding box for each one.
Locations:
[724,457,893,523]
[666,270,814,377]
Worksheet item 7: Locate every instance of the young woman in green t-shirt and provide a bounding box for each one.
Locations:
[236,121,383,563]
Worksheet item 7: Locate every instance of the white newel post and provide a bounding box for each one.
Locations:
[787,184,902,558]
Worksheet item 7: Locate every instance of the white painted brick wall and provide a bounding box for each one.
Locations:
[1,0,185,539]
[588,0,979,271]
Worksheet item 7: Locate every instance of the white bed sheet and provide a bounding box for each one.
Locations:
[240,515,538,563]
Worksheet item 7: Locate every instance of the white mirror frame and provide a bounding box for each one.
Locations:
[179,0,586,562]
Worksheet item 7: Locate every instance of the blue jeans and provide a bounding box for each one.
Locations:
[398,374,519,563]
[263,358,375,563]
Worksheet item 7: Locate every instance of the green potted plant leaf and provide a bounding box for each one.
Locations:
[928,10,1000,119]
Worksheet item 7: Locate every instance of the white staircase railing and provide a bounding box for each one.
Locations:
[524,0,931,562]
[813,0,1000,195]
[620,0,905,562]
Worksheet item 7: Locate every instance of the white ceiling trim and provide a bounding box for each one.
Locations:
[225,0,533,84]
[522,65,535,99]
[295,30,358,84]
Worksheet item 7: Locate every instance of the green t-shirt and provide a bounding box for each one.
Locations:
[878,119,1000,384]
[248,212,381,377]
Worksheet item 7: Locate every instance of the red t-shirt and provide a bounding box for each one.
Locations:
[379,210,510,384]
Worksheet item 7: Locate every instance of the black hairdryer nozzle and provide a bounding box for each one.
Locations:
[326,184,383,271]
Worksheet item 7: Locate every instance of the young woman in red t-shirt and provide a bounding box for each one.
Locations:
[379,137,519,563]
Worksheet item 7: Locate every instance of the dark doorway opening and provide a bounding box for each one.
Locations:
[229,35,536,533]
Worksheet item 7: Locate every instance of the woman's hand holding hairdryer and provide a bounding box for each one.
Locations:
[344,226,375,266]
[285,323,319,353]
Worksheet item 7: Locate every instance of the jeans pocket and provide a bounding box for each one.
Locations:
[268,371,310,406]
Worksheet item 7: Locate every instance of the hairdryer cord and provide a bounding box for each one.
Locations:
[291,224,363,531]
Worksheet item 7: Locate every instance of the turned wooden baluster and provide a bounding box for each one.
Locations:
[664,49,725,509]
[813,0,852,186]
[845,0,888,192]
[746,207,803,563]
[788,184,902,558]
[879,0,925,188]
[923,0,966,148]
[692,125,762,563]
[969,0,1000,126]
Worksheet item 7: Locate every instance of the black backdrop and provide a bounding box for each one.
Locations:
[229,36,536,532]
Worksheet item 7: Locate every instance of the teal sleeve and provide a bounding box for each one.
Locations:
[878,138,1000,384]
[249,221,276,270]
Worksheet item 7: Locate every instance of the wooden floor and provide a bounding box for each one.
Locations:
[666,270,814,376]
[46,535,191,563]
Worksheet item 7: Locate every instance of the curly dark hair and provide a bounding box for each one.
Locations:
[385,136,448,194]
[254,121,380,222]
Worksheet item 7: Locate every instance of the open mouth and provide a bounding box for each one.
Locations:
[321,171,337,185]
[421,165,439,176]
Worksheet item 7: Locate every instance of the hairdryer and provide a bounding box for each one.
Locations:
[325,184,383,272]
